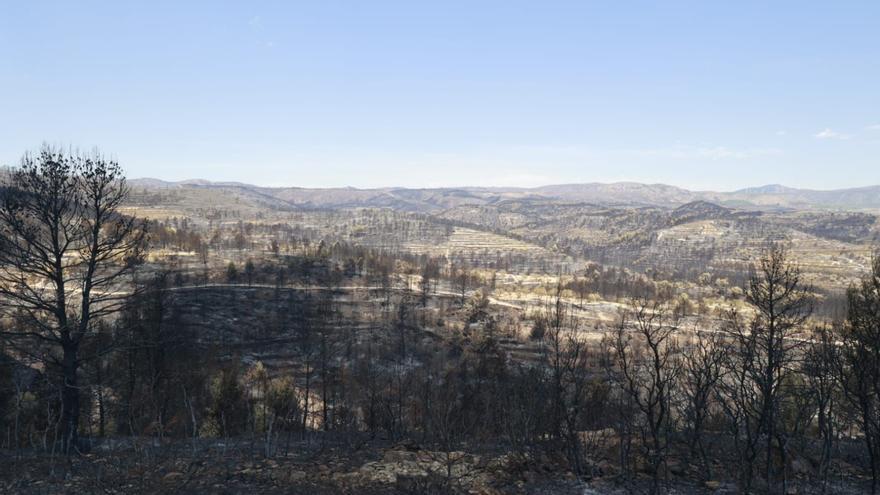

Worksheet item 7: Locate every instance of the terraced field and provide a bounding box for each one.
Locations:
[651,219,873,288]
[404,227,574,272]
[404,227,545,255]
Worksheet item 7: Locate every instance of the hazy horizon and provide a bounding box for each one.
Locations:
[128,175,880,194]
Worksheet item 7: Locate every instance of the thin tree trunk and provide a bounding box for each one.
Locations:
[61,344,80,454]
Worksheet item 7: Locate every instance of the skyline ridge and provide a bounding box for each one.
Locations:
[130,176,880,194]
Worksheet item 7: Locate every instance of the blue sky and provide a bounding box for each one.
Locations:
[1,1,878,190]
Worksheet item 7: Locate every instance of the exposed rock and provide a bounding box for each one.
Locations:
[709,481,739,494]
[286,469,307,482]
[162,472,184,481]
[382,449,418,463]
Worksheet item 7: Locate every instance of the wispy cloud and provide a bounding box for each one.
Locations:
[814,128,851,140]
[867,124,880,131]
[248,15,276,49]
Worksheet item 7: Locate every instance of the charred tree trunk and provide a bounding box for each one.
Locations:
[61,343,80,453]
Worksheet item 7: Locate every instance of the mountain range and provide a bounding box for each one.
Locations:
[129,178,880,212]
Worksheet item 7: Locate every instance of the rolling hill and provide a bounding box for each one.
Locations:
[129,178,880,211]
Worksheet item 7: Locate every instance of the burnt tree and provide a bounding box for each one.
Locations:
[0,147,145,452]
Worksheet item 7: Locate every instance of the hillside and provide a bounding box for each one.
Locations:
[131,178,880,211]
[125,179,879,290]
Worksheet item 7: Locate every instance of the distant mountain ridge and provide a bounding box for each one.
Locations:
[129,178,880,211]
[733,184,796,194]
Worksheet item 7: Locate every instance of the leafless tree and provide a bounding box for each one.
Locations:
[837,253,880,494]
[678,328,727,481]
[720,245,812,493]
[544,283,593,475]
[609,296,680,493]
[803,325,839,493]
[452,264,471,306]
[0,147,146,453]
